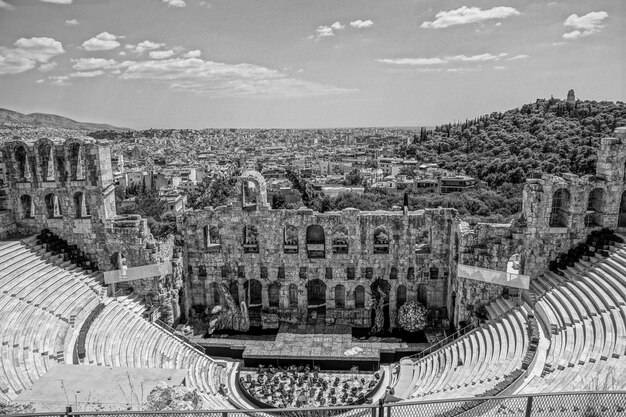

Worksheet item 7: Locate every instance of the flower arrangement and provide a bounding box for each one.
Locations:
[397,301,428,332]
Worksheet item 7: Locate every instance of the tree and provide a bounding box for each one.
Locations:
[397,301,428,332]
[344,169,363,186]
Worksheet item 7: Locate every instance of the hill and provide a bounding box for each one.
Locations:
[0,108,130,131]
[400,96,626,186]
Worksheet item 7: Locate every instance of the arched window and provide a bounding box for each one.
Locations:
[284,225,299,254]
[407,267,415,280]
[68,142,85,181]
[73,192,90,218]
[268,282,280,308]
[397,285,407,309]
[549,188,570,227]
[390,267,398,280]
[20,195,33,219]
[373,226,390,254]
[244,279,262,306]
[334,284,345,309]
[243,225,259,253]
[429,267,439,280]
[14,145,28,180]
[204,225,220,248]
[289,284,298,308]
[39,142,55,182]
[209,282,221,306]
[242,180,259,207]
[44,193,62,218]
[585,188,605,227]
[355,285,365,309]
[306,225,325,259]
[229,281,239,305]
[332,226,349,254]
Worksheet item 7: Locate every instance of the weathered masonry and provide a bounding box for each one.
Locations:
[181,172,455,326]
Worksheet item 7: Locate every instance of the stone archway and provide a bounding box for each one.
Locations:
[306,279,326,314]
[370,278,390,332]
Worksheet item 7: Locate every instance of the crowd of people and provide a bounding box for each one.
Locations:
[239,364,381,408]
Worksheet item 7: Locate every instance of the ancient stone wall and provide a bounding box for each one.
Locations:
[181,202,455,324]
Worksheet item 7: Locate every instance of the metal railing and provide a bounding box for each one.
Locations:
[404,320,478,361]
[154,319,208,358]
[6,391,626,417]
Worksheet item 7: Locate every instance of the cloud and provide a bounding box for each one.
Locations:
[82,32,122,51]
[65,19,79,25]
[72,57,119,71]
[310,22,346,39]
[562,11,608,40]
[183,49,201,58]
[0,37,65,75]
[0,1,14,10]
[421,6,520,29]
[126,40,165,54]
[506,54,528,61]
[493,66,506,70]
[149,49,176,59]
[39,61,57,72]
[378,53,508,66]
[40,0,72,3]
[350,20,374,29]
[70,56,351,97]
[49,75,70,86]
[69,70,105,78]
[162,0,186,7]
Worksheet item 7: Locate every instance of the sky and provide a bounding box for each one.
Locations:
[0,0,624,129]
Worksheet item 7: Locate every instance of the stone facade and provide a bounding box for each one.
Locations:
[2,127,626,330]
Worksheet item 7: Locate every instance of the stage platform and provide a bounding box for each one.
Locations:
[193,322,429,371]
[14,365,187,412]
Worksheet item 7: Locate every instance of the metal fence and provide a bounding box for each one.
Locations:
[7,391,626,417]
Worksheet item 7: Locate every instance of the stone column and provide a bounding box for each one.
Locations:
[261,282,269,308]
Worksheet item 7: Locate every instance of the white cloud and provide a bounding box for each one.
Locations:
[149,49,176,59]
[117,57,353,97]
[72,57,119,71]
[310,22,347,40]
[39,61,57,72]
[0,1,14,10]
[379,53,507,66]
[562,11,608,40]
[330,21,345,30]
[127,40,165,54]
[36,79,44,84]
[0,37,65,75]
[162,0,186,7]
[82,32,122,51]
[421,6,520,29]
[183,49,201,58]
[65,19,79,25]
[494,65,506,70]
[49,75,70,86]
[70,70,105,78]
[350,20,374,29]
[40,0,72,3]
[506,54,528,61]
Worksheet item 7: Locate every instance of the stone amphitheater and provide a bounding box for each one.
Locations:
[0,128,626,414]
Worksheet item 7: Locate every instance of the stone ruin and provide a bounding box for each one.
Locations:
[1,127,626,330]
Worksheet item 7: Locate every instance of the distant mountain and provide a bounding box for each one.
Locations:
[0,108,130,131]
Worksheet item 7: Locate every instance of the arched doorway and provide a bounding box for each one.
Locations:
[417,284,428,307]
[355,285,365,309]
[268,282,280,308]
[306,279,326,314]
[244,279,263,325]
[370,279,391,331]
[619,191,626,228]
[229,281,239,305]
[396,285,407,309]
[549,188,570,227]
[334,285,345,309]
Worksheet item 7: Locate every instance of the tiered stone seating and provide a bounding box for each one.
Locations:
[84,298,234,409]
[0,237,105,402]
[393,304,531,404]
[522,230,626,393]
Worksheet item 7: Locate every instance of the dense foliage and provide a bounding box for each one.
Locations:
[186,176,239,210]
[400,98,626,187]
[116,184,176,239]
[397,301,428,333]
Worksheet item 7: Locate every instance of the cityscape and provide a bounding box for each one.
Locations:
[0,0,625,416]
